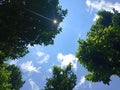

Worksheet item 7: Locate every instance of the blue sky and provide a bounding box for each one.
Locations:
[9,0,120,90]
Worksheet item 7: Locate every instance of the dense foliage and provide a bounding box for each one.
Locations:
[44,64,77,90]
[0,64,11,90]
[0,0,67,63]
[76,9,120,85]
[0,64,24,90]
[6,65,25,90]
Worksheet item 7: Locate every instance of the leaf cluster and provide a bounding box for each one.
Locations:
[76,9,120,85]
[0,64,25,90]
[44,63,77,90]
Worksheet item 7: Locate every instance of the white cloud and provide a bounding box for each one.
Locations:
[37,51,50,64]
[75,76,86,89]
[9,59,18,65]
[21,61,40,73]
[57,53,64,60]
[86,0,120,13]
[37,51,44,57]
[38,54,50,64]
[79,76,86,86]
[29,79,40,90]
[93,14,99,21]
[57,53,78,71]
[48,68,52,73]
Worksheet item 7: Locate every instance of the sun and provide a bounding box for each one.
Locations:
[53,19,57,24]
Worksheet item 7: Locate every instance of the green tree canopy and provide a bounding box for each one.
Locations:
[44,63,77,90]
[0,64,25,90]
[76,9,120,85]
[6,65,25,90]
[0,63,11,90]
[0,0,67,63]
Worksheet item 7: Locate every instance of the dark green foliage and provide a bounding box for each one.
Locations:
[44,64,77,90]
[6,65,25,90]
[0,64,25,90]
[76,10,120,85]
[0,0,67,62]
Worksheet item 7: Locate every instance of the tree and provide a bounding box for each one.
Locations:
[0,64,25,90]
[6,65,25,90]
[76,9,120,85]
[44,64,77,90]
[0,63,11,90]
[0,0,67,63]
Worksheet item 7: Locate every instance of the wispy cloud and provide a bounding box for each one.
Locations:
[37,51,50,64]
[57,53,78,71]
[75,76,86,89]
[89,82,92,89]
[29,79,40,90]
[79,76,86,86]
[38,55,50,64]
[21,61,40,73]
[86,0,120,13]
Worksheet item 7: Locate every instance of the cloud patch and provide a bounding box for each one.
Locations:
[79,76,86,86]
[57,53,78,71]
[37,51,50,64]
[48,68,52,73]
[86,0,120,13]
[93,14,99,21]
[21,61,40,73]
[75,76,86,89]
[29,79,40,90]
[37,51,45,57]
